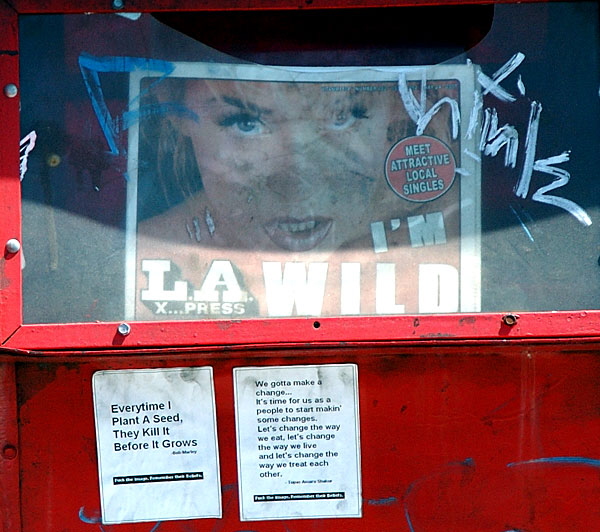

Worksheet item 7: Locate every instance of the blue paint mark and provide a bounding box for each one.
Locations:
[404,506,416,532]
[509,204,535,242]
[78,54,175,155]
[79,506,162,531]
[403,458,475,532]
[78,506,101,524]
[508,456,600,468]
[367,496,398,506]
[78,506,109,531]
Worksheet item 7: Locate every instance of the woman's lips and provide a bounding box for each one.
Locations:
[263,217,333,251]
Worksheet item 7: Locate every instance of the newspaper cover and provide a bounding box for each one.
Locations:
[126,63,480,320]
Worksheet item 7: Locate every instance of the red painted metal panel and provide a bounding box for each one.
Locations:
[4,311,600,352]
[0,363,21,532]
[2,1,600,531]
[8,0,561,14]
[9,0,600,348]
[13,343,600,531]
[0,2,22,344]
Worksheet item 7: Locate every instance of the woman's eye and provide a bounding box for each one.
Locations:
[218,113,265,136]
[330,110,355,130]
[328,105,369,131]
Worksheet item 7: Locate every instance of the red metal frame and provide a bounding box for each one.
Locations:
[4,312,600,352]
[0,362,21,532]
[1,0,599,353]
[0,0,21,346]
[5,0,566,14]
[4,3,600,532]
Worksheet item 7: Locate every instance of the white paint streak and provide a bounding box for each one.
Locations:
[531,153,592,226]
[397,70,425,126]
[517,75,526,96]
[397,69,460,139]
[418,97,460,139]
[465,89,483,140]
[463,149,481,163]
[479,108,490,152]
[513,101,591,225]
[477,52,525,102]
[480,108,519,168]
[514,101,542,198]
[19,130,37,181]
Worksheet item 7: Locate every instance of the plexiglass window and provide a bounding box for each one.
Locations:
[19,2,600,323]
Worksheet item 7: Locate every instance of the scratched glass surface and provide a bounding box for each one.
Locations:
[19,2,600,323]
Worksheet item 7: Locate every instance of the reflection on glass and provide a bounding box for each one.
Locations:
[18,3,600,324]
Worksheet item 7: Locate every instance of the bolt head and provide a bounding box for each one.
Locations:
[2,445,17,460]
[502,313,520,326]
[117,323,131,336]
[4,84,17,98]
[5,238,20,254]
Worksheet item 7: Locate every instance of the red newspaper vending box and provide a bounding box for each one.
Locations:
[2,0,600,530]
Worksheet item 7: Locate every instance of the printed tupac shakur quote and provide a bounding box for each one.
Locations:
[235,364,361,520]
[255,377,342,478]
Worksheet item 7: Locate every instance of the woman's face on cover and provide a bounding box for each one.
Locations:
[183,79,403,253]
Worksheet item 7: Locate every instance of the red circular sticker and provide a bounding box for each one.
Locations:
[385,135,456,202]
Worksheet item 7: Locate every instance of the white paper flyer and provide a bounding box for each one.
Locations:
[92,367,221,524]
[234,364,361,521]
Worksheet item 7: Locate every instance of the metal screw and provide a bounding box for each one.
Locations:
[117,322,131,336]
[5,238,20,254]
[2,445,17,460]
[502,313,519,326]
[4,84,17,98]
[112,0,124,9]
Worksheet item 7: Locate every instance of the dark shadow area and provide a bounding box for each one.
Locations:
[154,6,494,66]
